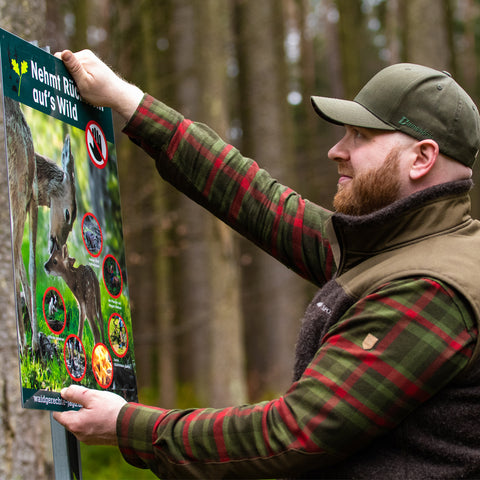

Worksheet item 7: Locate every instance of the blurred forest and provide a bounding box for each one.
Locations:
[1,0,480,478]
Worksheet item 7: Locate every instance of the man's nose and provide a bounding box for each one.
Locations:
[328,136,349,162]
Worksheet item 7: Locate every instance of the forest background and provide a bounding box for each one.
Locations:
[0,0,479,478]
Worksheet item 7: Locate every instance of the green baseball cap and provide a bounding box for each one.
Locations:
[311,63,480,167]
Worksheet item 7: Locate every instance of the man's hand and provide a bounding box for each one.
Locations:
[53,385,127,445]
[54,49,144,120]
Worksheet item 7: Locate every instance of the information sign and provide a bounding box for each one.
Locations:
[0,27,137,411]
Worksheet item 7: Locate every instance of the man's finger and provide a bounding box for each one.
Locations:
[52,409,76,427]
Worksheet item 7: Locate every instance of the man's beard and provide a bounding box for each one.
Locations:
[333,148,402,216]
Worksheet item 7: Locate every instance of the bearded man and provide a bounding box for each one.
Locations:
[53,51,480,479]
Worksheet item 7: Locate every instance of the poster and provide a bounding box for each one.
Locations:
[0,28,138,410]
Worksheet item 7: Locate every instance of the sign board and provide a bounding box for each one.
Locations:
[0,28,137,410]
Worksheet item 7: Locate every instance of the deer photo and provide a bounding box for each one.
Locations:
[5,97,77,354]
[44,244,105,346]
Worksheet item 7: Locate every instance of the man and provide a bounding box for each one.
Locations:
[53,50,480,479]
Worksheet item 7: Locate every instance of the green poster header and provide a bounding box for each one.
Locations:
[0,27,114,143]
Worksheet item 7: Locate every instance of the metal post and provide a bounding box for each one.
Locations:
[50,413,82,480]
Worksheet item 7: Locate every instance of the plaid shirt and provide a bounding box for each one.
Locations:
[117,95,477,478]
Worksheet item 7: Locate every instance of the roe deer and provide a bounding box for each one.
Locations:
[5,97,77,353]
[44,244,105,345]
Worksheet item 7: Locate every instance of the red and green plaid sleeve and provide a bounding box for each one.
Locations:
[117,278,476,478]
[123,94,335,285]
[117,96,477,478]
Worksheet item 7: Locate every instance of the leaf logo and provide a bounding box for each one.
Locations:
[11,59,28,96]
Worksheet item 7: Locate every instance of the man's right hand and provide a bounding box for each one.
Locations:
[53,385,127,446]
[55,49,144,120]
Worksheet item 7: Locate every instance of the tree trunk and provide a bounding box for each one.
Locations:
[404,0,450,69]
[172,0,247,407]
[0,5,52,479]
[171,0,211,405]
[334,0,368,98]
[384,0,403,64]
[449,0,480,219]
[108,0,178,408]
[234,0,306,399]
[199,0,247,407]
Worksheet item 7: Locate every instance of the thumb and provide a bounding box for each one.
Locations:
[60,384,90,406]
[57,50,85,78]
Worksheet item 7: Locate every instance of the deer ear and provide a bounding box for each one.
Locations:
[62,244,68,258]
[62,134,75,179]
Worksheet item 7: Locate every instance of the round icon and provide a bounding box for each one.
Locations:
[85,120,108,169]
[43,287,66,334]
[64,335,86,381]
[103,254,123,298]
[108,313,128,357]
[82,213,103,257]
[92,343,113,388]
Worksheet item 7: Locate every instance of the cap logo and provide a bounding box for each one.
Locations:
[398,116,433,138]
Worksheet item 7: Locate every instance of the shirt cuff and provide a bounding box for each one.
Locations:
[122,93,185,156]
[117,402,167,470]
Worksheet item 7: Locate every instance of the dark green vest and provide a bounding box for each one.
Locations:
[333,185,480,367]
[294,180,480,479]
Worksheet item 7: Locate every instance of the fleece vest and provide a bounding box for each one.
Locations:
[293,180,480,479]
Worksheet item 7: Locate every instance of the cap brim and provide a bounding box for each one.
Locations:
[311,96,395,131]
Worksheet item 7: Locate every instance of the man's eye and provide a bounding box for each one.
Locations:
[353,128,363,139]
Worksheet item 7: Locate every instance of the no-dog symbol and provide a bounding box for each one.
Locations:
[86,120,108,169]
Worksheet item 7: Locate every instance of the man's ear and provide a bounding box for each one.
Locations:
[409,139,440,180]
